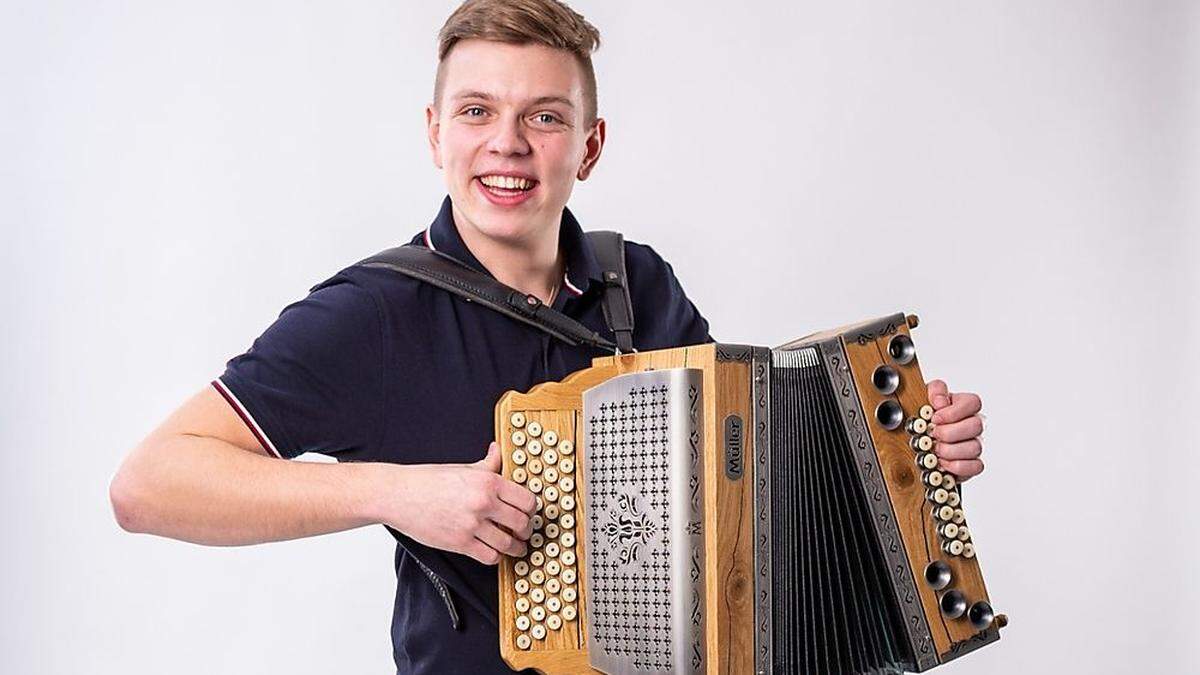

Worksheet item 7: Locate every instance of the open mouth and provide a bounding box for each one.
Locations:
[477,174,539,199]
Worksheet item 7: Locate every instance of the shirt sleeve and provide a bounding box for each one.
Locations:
[213,276,387,459]
[626,242,714,348]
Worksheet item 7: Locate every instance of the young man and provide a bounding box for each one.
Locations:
[109,1,987,672]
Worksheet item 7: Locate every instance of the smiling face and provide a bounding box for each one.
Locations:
[427,39,605,247]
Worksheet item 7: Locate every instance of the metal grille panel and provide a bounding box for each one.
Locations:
[581,368,706,675]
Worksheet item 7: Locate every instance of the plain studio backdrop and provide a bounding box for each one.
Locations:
[3,1,1197,673]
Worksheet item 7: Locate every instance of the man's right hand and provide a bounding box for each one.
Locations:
[380,442,537,565]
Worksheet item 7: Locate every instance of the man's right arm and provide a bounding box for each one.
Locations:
[109,385,534,559]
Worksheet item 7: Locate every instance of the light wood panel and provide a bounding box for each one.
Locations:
[497,365,617,675]
[709,352,755,675]
[842,322,992,658]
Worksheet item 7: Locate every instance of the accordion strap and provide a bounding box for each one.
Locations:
[588,231,635,353]
[356,244,620,352]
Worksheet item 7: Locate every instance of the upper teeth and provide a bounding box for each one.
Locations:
[481,175,532,190]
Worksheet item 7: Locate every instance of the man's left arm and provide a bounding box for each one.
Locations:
[926,379,985,479]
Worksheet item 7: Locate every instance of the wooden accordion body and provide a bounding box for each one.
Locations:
[496,313,1003,675]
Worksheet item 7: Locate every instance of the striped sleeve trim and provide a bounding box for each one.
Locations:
[211,378,284,459]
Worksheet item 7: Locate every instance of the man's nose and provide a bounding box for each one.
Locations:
[486,116,531,156]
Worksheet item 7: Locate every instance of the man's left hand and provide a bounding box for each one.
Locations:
[926,380,985,480]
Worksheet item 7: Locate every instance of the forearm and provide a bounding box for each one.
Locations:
[111,434,393,546]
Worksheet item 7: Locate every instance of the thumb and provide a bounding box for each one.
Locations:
[473,442,502,473]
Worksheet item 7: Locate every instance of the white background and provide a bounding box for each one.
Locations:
[3,1,1197,673]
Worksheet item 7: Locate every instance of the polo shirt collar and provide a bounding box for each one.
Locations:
[422,195,603,298]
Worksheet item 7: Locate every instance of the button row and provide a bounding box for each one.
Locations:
[903,400,976,558]
[504,413,583,651]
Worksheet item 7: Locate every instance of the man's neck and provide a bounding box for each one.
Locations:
[451,207,565,305]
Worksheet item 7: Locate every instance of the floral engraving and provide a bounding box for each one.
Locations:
[603,493,656,564]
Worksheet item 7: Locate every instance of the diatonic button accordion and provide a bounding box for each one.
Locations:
[497,313,1006,675]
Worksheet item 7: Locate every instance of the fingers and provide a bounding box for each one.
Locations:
[926,379,951,408]
[924,385,986,480]
[497,478,538,515]
[939,458,984,480]
[459,472,533,565]
[489,499,534,541]
[475,522,527,559]
[930,416,984,444]
[931,391,982,425]
[934,438,982,461]
[463,538,502,566]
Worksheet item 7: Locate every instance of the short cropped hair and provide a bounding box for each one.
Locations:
[434,0,602,125]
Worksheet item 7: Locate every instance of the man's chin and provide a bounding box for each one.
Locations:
[459,201,552,243]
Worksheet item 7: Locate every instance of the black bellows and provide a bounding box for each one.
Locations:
[770,357,911,675]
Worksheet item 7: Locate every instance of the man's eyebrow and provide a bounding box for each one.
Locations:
[447,90,575,109]
[449,90,496,101]
[529,95,575,109]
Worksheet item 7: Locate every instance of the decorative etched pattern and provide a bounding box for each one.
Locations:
[715,343,753,363]
[750,348,773,675]
[946,628,1000,661]
[586,384,673,671]
[686,383,703,672]
[582,369,705,675]
[603,494,656,564]
[851,319,901,345]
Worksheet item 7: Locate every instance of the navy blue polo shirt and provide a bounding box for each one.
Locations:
[214,196,711,674]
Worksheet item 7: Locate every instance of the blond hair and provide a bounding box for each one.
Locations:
[434,0,602,125]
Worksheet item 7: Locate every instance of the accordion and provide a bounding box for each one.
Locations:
[496,313,1005,675]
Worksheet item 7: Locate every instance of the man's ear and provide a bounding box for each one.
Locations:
[576,117,606,181]
[426,105,443,169]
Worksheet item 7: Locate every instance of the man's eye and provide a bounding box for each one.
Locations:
[534,113,560,125]
[464,106,487,117]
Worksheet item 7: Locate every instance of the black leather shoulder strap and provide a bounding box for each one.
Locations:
[356,245,617,351]
[586,231,634,353]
